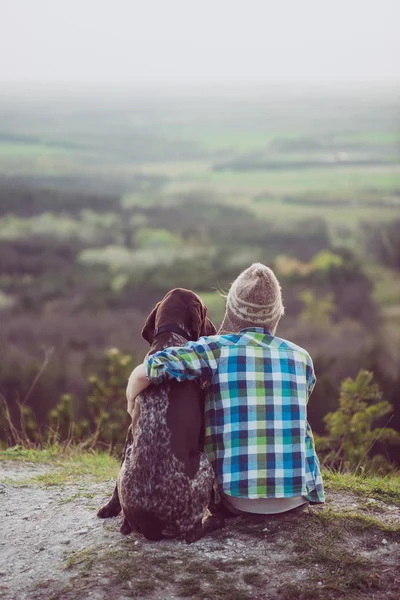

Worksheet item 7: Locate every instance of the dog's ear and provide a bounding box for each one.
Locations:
[190,301,216,339]
[141,302,160,344]
[189,300,207,340]
[200,316,217,337]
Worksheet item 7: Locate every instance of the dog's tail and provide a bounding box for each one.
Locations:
[128,509,164,541]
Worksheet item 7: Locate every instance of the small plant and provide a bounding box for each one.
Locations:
[299,289,335,328]
[317,370,400,472]
[84,348,134,452]
[1,347,135,453]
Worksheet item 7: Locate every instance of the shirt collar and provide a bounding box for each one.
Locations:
[240,327,272,335]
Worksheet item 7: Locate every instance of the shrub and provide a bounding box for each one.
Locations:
[316,370,400,473]
[1,348,134,453]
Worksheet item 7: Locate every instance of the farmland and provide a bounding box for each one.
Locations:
[0,84,399,457]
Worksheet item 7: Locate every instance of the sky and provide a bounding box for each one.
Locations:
[1,0,399,86]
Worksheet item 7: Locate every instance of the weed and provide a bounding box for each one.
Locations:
[185,560,218,578]
[211,575,251,600]
[209,557,258,573]
[133,579,157,595]
[65,547,96,572]
[177,576,202,597]
[242,570,264,586]
[58,492,97,504]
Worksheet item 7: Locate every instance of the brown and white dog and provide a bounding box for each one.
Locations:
[97,288,219,542]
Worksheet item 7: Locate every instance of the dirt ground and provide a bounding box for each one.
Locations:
[0,460,399,600]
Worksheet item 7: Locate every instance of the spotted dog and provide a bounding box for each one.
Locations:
[97,288,220,542]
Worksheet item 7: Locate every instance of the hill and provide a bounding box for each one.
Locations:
[0,449,399,600]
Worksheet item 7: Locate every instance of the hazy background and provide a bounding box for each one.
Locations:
[0,0,399,458]
[1,0,400,85]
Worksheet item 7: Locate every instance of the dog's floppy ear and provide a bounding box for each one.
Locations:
[190,300,216,339]
[189,300,207,340]
[141,302,160,344]
[200,316,217,337]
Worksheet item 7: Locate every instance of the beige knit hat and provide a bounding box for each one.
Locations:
[219,263,284,334]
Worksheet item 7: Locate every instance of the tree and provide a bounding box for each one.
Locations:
[318,370,400,472]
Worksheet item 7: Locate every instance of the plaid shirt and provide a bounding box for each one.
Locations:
[145,327,324,503]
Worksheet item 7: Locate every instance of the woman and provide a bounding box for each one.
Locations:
[126,263,324,515]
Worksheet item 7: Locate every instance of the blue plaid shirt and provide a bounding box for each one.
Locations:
[145,327,324,503]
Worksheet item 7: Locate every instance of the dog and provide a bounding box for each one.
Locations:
[97,288,221,542]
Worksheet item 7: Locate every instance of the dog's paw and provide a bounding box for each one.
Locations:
[120,517,133,535]
[202,513,225,534]
[185,519,210,544]
[97,503,121,519]
[185,527,203,544]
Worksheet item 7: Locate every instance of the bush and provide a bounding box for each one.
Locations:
[316,370,400,473]
[1,348,134,453]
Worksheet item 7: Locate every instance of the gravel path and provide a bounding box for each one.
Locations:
[0,461,399,600]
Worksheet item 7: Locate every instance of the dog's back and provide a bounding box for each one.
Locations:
[118,379,213,539]
[98,288,217,541]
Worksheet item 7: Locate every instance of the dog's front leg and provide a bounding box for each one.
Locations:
[97,424,133,519]
[97,485,121,518]
[184,519,204,544]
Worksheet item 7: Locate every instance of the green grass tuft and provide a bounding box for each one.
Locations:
[0,446,119,486]
[176,576,202,597]
[322,469,400,507]
[242,570,264,587]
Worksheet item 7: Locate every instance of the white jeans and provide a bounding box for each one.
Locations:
[222,493,309,515]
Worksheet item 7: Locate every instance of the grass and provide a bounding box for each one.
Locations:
[176,576,203,597]
[58,491,97,503]
[134,579,157,595]
[158,124,400,152]
[62,544,254,600]
[2,446,399,509]
[322,469,400,507]
[209,558,258,573]
[313,506,400,535]
[241,571,265,586]
[0,445,65,462]
[65,547,96,572]
[0,141,70,157]
[287,525,390,599]
[186,164,400,191]
[185,560,218,578]
[338,131,400,145]
[0,445,119,485]
[158,124,301,152]
[162,163,400,227]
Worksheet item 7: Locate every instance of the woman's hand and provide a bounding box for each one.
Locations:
[126,363,151,417]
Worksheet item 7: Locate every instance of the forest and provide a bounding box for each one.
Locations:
[0,85,399,466]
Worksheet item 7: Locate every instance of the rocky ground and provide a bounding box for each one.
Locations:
[0,459,399,600]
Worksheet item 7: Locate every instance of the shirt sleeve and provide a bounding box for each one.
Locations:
[145,337,222,385]
[306,355,317,398]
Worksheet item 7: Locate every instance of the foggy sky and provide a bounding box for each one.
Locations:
[1,0,399,86]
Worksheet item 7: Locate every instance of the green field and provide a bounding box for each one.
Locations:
[1,87,398,231]
[0,136,78,157]
[0,86,399,464]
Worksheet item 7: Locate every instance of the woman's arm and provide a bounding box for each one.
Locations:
[126,338,221,416]
[126,363,151,417]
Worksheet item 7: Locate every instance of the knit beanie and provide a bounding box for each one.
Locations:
[219,263,284,334]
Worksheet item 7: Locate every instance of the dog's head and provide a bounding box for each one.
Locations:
[141,288,216,344]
